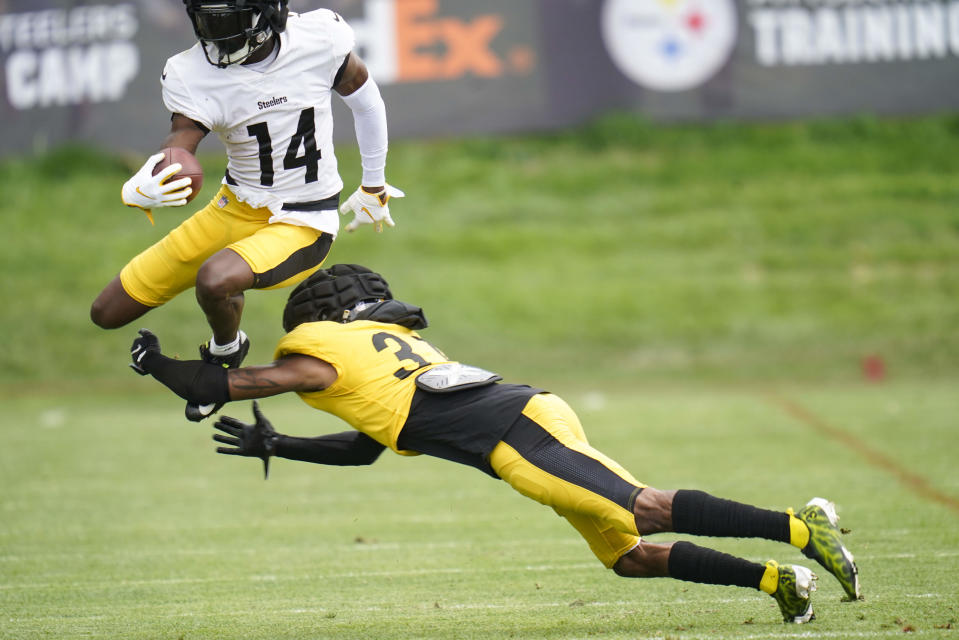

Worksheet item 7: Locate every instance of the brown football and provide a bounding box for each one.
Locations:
[153,147,203,203]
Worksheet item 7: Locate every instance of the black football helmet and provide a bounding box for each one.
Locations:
[183,0,289,67]
[282,265,393,332]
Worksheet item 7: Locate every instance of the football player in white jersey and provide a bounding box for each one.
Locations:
[91,0,402,422]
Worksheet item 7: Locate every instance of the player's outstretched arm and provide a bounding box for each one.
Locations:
[129,330,336,405]
[214,402,386,477]
[226,354,337,399]
[130,329,232,404]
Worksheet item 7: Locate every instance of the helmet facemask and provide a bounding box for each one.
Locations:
[185,1,285,68]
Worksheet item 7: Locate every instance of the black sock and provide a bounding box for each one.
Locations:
[668,540,766,590]
[672,489,791,542]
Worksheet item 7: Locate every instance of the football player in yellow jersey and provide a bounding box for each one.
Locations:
[129,264,862,624]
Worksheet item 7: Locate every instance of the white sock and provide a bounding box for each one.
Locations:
[209,330,247,356]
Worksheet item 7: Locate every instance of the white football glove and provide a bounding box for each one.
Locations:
[340,184,405,233]
[121,152,193,222]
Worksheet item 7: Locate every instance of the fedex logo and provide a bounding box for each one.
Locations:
[347,0,535,84]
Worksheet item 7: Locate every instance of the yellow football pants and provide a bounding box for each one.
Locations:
[489,393,647,568]
[120,185,331,307]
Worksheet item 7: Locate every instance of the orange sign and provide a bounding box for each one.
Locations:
[393,0,532,82]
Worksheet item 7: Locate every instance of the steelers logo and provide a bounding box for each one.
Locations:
[601,0,738,92]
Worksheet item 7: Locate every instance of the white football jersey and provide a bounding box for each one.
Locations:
[161,10,353,231]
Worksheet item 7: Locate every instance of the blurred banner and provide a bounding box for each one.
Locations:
[1,0,958,155]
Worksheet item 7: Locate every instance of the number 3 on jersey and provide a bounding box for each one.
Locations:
[247,107,321,187]
[372,332,445,380]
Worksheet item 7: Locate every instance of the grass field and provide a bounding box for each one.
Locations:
[1,114,958,637]
[3,382,957,638]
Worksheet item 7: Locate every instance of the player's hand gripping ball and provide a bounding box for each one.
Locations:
[121,148,203,222]
[152,147,204,203]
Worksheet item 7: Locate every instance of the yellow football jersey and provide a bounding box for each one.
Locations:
[274,320,452,454]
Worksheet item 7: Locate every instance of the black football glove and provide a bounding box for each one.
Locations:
[130,328,161,375]
[213,401,279,479]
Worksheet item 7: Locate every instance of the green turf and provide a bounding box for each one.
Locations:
[1,382,957,639]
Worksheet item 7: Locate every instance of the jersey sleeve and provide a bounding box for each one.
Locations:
[160,50,217,131]
[310,9,355,84]
[274,325,338,373]
[274,325,312,361]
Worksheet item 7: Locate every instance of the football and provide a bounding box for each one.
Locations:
[153,147,203,203]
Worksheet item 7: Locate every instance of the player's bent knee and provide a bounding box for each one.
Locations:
[611,542,669,578]
[195,263,250,301]
[90,276,154,329]
[90,293,136,329]
[195,269,228,301]
[89,300,118,329]
[196,252,255,302]
[612,557,633,578]
[613,553,650,578]
[633,487,676,535]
